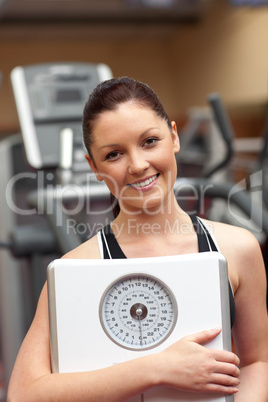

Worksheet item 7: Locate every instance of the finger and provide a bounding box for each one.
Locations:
[210,373,240,387]
[185,327,222,344]
[213,350,240,366]
[205,383,239,395]
[214,362,240,378]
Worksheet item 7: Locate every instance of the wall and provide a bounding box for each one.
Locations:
[0,0,268,135]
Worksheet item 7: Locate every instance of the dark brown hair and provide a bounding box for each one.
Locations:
[82,76,172,217]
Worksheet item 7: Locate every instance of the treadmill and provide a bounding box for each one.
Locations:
[0,62,113,397]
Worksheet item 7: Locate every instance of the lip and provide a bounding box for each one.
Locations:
[128,173,159,191]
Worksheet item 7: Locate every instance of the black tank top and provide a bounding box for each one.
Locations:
[99,215,235,327]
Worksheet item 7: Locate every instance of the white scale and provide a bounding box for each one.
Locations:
[47,252,234,402]
[100,273,177,352]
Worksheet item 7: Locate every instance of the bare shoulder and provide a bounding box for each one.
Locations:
[203,219,265,291]
[62,233,101,259]
[205,219,261,257]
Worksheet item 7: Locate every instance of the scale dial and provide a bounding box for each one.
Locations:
[99,274,177,351]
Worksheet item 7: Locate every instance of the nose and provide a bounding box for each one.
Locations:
[128,150,150,175]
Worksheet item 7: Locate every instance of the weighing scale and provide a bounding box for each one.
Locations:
[47,252,233,401]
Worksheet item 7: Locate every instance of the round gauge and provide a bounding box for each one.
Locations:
[99,273,178,351]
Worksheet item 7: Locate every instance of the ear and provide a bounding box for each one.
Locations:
[85,154,104,182]
[171,121,180,154]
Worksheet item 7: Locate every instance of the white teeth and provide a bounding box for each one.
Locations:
[131,175,158,188]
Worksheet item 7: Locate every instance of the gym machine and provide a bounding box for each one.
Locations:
[1,62,267,400]
[0,62,113,398]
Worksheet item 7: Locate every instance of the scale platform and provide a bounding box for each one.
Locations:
[47,252,233,402]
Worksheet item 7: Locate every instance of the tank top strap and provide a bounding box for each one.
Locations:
[190,215,235,327]
[189,215,218,252]
[100,225,126,259]
[98,219,235,326]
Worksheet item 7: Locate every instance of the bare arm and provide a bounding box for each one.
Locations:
[7,284,157,402]
[7,282,240,402]
[7,233,241,402]
[234,234,268,401]
[216,225,268,401]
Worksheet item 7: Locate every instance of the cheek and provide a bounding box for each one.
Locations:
[158,150,178,183]
[101,166,125,196]
[158,148,177,170]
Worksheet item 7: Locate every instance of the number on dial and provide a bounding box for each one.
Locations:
[99,274,177,351]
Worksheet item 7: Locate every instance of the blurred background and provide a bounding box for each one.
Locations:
[1,0,268,400]
[1,0,268,141]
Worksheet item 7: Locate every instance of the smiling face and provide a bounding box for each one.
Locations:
[86,101,180,215]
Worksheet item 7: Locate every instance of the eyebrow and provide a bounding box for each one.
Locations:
[98,127,160,150]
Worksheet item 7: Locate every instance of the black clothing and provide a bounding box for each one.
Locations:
[99,216,235,327]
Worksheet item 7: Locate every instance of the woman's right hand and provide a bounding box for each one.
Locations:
[155,327,240,395]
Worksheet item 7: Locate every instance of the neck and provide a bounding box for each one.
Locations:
[112,193,189,239]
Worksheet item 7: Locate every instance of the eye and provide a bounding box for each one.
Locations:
[105,150,120,161]
[144,137,159,147]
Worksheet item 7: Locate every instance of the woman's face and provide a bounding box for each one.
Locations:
[86,102,180,215]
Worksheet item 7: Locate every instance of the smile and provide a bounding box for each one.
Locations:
[129,174,159,188]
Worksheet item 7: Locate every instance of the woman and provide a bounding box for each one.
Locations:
[8,77,268,401]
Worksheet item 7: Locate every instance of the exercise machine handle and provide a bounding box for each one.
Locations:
[207,93,234,146]
[204,93,234,178]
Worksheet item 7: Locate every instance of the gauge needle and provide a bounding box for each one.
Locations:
[137,308,144,402]
[136,307,143,346]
